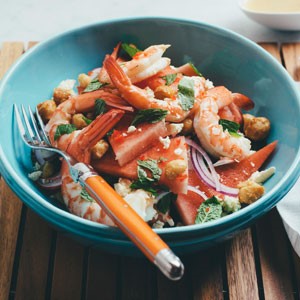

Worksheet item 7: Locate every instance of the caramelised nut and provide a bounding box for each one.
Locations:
[72,113,89,129]
[165,159,187,180]
[91,140,109,160]
[37,100,57,122]
[53,87,73,105]
[78,73,91,89]
[181,118,194,135]
[238,180,265,205]
[154,85,175,100]
[243,114,271,141]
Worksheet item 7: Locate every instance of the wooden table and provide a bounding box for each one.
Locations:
[0,42,300,300]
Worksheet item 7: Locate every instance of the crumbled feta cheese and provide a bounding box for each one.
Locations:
[122,133,127,137]
[124,190,156,222]
[58,79,76,91]
[159,136,171,149]
[114,178,157,222]
[205,79,214,89]
[28,170,43,181]
[174,148,183,155]
[153,220,165,229]
[250,167,276,184]
[166,123,184,137]
[114,178,132,197]
[145,87,155,98]
[222,196,241,213]
[127,125,137,133]
[138,128,142,132]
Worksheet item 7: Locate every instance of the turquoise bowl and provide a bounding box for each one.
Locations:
[0,17,299,256]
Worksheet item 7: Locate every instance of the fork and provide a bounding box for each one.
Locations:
[13,104,184,281]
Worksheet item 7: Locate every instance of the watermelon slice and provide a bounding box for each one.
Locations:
[93,136,188,194]
[176,141,277,225]
[216,140,278,187]
[108,114,169,166]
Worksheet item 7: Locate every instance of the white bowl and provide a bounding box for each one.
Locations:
[239,0,300,31]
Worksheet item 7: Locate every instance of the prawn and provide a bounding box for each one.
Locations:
[59,109,124,225]
[193,86,252,161]
[104,55,208,122]
[98,44,171,84]
[45,89,132,148]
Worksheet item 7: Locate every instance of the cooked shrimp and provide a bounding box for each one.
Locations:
[194,86,252,161]
[99,44,171,84]
[104,55,207,122]
[45,89,131,148]
[59,110,124,225]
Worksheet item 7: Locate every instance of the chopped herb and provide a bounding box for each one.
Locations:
[80,188,95,202]
[83,77,109,93]
[106,129,114,137]
[131,109,168,126]
[156,192,176,214]
[138,159,162,181]
[195,196,222,224]
[54,124,77,141]
[121,43,141,58]
[219,119,242,137]
[95,98,106,117]
[82,115,92,125]
[130,159,162,195]
[161,73,177,86]
[177,77,195,111]
[189,62,203,77]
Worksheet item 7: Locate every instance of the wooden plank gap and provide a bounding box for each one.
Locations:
[8,205,28,298]
[250,225,266,300]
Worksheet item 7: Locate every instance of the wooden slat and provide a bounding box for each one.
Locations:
[256,210,295,300]
[225,229,259,300]
[120,257,157,300]
[254,43,296,300]
[13,209,53,300]
[85,249,118,300]
[282,42,300,81]
[0,179,23,300]
[51,234,85,300]
[189,246,224,300]
[259,43,281,62]
[0,42,24,300]
[0,42,24,78]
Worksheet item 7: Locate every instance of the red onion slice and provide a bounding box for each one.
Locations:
[187,138,239,197]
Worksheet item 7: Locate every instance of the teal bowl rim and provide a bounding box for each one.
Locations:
[0,16,300,240]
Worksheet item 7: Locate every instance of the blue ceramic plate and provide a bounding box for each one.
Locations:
[0,17,299,256]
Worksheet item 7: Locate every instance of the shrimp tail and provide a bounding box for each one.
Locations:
[67,109,124,163]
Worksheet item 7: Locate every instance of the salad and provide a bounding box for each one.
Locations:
[31,42,277,228]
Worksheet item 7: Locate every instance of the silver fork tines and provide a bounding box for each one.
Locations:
[13,104,81,182]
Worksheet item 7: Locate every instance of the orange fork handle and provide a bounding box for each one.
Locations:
[84,175,168,261]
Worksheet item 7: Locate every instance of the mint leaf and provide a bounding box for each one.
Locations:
[121,43,141,58]
[156,193,176,214]
[54,124,76,141]
[161,74,177,86]
[95,98,106,116]
[80,188,95,202]
[189,62,203,77]
[83,78,108,93]
[195,196,222,224]
[130,159,162,194]
[178,77,195,111]
[82,115,92,125]
[219,119,242,137]
[131,109,168,126]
